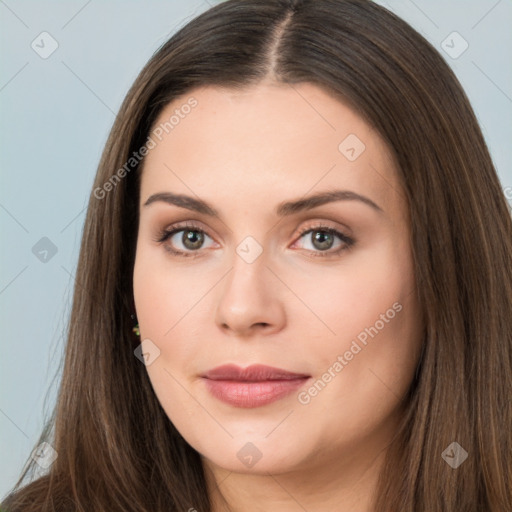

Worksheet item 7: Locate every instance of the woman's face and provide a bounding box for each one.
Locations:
[133,82,423,477]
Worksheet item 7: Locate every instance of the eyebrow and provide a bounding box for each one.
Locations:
[143,189,383,217]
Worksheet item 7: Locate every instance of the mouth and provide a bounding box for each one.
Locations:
[201,364,311,408]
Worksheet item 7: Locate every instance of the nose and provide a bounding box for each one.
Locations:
[215,249,286,338]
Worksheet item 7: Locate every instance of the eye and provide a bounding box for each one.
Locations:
[292,223,354,258]
[153,221,215,258]
[153,221,355,259]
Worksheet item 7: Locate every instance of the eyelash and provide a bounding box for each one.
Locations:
[153,221,355,259]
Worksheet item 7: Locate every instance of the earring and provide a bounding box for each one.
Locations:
[131,313,140,337]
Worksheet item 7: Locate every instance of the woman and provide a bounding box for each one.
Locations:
[2,0,511,510]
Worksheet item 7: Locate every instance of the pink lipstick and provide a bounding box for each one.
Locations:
[201,364,310,408]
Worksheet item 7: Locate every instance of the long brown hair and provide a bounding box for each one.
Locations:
[3,0,511,510]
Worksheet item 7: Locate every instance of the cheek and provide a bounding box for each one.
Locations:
[297,284,421,444]
[133,241,198,339]
[292,240,414,342]
[133,253,206,432]
[133,275,198,374]
[303,239,420,391]
[132,246,210,380]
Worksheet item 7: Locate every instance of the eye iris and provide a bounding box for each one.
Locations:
[312,230,334,250]
[183,230,204,250]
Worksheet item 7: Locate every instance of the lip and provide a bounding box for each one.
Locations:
[202,364,310,381]
[201,364,311,408]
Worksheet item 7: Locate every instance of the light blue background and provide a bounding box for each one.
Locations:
[1,0,511,497]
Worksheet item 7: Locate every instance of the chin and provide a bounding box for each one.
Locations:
[197,436,309,475]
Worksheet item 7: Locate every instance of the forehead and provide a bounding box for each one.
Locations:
[139,83,404,220]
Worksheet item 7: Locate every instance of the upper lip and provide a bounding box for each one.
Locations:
[202,364,310,381]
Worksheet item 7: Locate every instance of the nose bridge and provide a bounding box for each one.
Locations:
[225,236,270,303]
[215,235,285,334]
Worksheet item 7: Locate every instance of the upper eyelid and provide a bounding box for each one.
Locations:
[162,220,349,239]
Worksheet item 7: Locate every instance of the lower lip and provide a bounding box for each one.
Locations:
[202,377,310,408]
